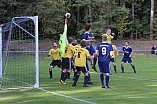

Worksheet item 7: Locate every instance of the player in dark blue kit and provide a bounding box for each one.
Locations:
[94,35,113,89]
[121,41,136,73]
[82,25,97,72]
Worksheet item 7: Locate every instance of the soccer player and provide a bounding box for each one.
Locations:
[58,18,68,58]
[48,43,61,79]
[110,41,118,73]
[102,28,115,43]
[60,37,75,84]
[72,41,93,87]
[82,25,97,72]
[94,35,113,89]
[121,41,136,73]
[73,39,82,80]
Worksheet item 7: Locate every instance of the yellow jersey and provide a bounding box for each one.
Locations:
[63,44,75,58]
[102,34,114,43]
[74,45,81,51]
[74,48,90,67]
[111,45,117,58]
[49,48,61,60]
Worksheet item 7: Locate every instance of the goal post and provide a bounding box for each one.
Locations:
[0,16,39,90]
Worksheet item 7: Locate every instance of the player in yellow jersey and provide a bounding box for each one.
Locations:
[48,43,61,79]
[110,41,118,73]
[60,37,75,84]
[72,41,93,87]
[72,39,81,80]
[102,28,115,43]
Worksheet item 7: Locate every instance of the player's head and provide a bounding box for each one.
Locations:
[125,41,129,46]
[80,41,86,48]
[85,25,91,32]
[68,37,73,44]
[53,43,57,48]
[102,35,107,42]
[58,33,63,40]
[86,41,91,46]
[76,39,81,45]
[106,28,111,35]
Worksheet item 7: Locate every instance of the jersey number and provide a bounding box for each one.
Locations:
[102,47,106,55]
[78,52,81,58]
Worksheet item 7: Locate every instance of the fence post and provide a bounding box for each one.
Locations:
[147,50,148,58]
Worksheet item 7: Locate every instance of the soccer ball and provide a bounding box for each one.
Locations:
[65,13,71,18]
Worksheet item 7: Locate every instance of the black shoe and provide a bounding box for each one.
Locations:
[105,86,112,89]
[92,67,98,72]
[72,84,77,87]
[109,73,112,75]
[87,82,94,85]
[83,85,89,87]
[102,85,105,88]
[49,77,53,79]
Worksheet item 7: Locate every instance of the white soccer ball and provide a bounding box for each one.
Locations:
[65,13,71,18]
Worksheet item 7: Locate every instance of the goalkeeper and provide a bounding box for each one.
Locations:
[58,18,68,57]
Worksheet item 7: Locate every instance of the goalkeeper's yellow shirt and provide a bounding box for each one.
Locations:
[102,34,114,43]
[63,44,75,59]
[111,45,117,58]
[49,48,61,60]
[74,48,90,67]
[74,45,81,51]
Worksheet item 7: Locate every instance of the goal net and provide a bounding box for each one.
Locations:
[0,16,39,90]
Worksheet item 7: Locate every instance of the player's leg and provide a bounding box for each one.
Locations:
[86,61,94,85]
[104,63,111,89]
[129,58,136,73]
[112,61,117,73]
[60,58,66,83]
[49,66,53,79]
[83,66,89,87]
[90,45,97,72]
[121,57,126,73]
[98,62,105,88]
[72,67,81,87]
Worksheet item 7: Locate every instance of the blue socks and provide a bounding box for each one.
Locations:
[100,74,104,86]
[93,57,97,67]
[106,75,109,87]
[121,66,124,72]
[84,76,88,86]
[88,72,91,81]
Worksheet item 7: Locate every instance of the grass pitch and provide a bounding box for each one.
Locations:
[0,56,157,104]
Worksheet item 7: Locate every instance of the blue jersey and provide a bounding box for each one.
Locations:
[96,42,113,64]
[122,46,132,58]
[82,32,92,40]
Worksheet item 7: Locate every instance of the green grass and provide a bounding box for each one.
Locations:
[1,57,157,104]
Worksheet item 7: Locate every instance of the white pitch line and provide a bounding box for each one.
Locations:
[86,96,157,100]
[38,88,96,104]
[90,72,157,82]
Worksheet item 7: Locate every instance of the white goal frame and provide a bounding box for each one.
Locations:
[0,16,39,89]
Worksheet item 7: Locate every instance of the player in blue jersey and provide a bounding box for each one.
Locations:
[94,35,113,89]
[82,25,97,72]
[121,41,136,73]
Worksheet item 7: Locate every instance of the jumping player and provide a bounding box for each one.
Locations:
[72,41,93,87]
[48,43,61,79]
[82,25,97,72]
[121,41,136,73]
[60,37,75,84]
[94,35,113,89]
[102,28,115,43]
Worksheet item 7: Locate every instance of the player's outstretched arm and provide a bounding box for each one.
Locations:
[48,54,52,57]
[129,52,133,57]
[93,50,98,57]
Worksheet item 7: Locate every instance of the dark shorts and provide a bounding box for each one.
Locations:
[122,57,133,63]
[98,62,110,73]
[110,58,115,62]
[50,60,62,68]
[76,66,89,73]
[62,58,72,70]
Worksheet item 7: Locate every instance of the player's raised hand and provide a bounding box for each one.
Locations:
[111,33,115,36]
[65,18,68,24]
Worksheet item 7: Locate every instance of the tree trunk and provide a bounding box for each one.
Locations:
[150,0,154,40]
[77,7,80,39]
[131,2,134,39]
